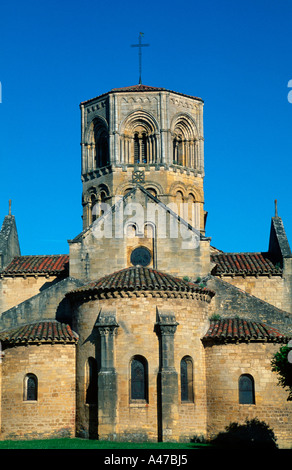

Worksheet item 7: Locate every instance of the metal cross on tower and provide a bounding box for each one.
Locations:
[131,33,150,85]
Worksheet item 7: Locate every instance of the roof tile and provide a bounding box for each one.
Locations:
[1,255,69,275]
[202,318,289,343]
[80,84,203,105]
[0,321,78,345]
[211,252,282,276]
[68,266,214,297]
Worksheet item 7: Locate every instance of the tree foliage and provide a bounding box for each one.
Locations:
[271,344,292,401]
[211,418,277,448]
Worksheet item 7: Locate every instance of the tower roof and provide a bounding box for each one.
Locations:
[80,84,203,106]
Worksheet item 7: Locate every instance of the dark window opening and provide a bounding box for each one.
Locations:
[25,374,38,401]
[130,246,151,267]
[86,357,98,404]
[239,374,255,404]
[134,133,140,163]
[131,356,148,401]
[181,357,193,402]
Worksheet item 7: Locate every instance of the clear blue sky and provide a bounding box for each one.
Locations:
[0,0,291,255]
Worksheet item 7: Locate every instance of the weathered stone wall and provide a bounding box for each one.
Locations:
[72,292,211,442]
[204,341,292,449]
[82,166,205,231]
[217,275,290,312]
[0,343,76,440]
[69,187,210,283]
[208,276,292,335]
[0,277,84,331]
[0,275,59,315]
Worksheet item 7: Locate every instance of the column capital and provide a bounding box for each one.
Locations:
[95,308,119,335]
[155,309,178,336]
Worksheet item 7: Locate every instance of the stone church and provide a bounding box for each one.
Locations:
[0,83,291,447]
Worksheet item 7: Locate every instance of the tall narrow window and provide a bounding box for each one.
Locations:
[86,357,98,404]
[239,374,255,404]
[130,355,148,401]
[91,194,98,222]
[24,373,38,401]
[141,133,147,163]
[177,137,183,165]
[181,357,193,402]
[134,133,140,163]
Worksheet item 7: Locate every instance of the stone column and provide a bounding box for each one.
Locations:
[95,309,119,440]
[156,309,179,442]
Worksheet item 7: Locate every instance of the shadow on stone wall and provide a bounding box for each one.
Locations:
[210,418,278,449]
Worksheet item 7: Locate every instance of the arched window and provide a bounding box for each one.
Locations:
[141,132,147,163]
[134,133,140,163]
[172,116,197,168]
[239,374,255,404]
[24,373,38,401]
[173,136,184,165]
[91,193,98,222]
[180,356,194,402]
[86,357,98,404]
[93,122,109,168]
[130,355,148,401]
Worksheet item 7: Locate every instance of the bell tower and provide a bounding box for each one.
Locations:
[80,84,205,233]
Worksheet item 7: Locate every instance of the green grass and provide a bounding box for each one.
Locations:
[0,438,210,449]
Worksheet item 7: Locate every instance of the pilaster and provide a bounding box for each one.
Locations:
[156,309,179,442]
[95,308,119,439]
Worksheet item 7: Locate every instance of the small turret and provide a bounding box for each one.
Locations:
[0,200,21,270]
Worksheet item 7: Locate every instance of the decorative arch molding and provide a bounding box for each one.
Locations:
[119,110,160,165]
[120,110,159,135]
[115,182,135,196]
[169,181,203,203]
[84,183,111,204]
[84,116,109,171]
[85,115,109,142]
[83,183,111,223]
[169,181,188,199]
[186,184,204,204]
[144,181,163,197]
[170,112,198,139]
[170,113,199,168]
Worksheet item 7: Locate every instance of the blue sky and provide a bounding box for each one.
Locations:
[0,0,291,255]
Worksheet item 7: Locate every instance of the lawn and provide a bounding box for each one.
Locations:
[0,438,209,449]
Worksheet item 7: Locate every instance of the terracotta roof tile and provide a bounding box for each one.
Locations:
[202,318,289,343]
[111,84,166,92]
[211,252,282,276]
[80,84,203,105]
[0,321,78,345]
[1,255,69,276]
[68,266,214,297]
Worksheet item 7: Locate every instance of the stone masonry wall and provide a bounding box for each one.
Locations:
[219,275,290,312]
[70,187,210,283]
[0,343,76,440]
[0,275,59,315]
[0,277,84,331]
[208,277,292,335]
[72,293,211,442]
[204,341,292,449]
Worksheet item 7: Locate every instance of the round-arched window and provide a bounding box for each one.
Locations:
[130,246,151,267]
